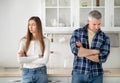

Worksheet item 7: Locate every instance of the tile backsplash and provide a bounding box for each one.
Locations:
[106,33,120,47]
[46,33,120,68]
[46,34,74,68]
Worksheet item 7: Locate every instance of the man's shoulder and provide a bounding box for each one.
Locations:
[98,30,110,40]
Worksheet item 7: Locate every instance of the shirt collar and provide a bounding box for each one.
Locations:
[83,24,101,34]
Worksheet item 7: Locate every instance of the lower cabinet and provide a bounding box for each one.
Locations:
[48,76,69,83]
[68,77,72,83]
[103,77,120,83]
[1,76,120,83]
[0,76,70,83]
[0,77,21,83]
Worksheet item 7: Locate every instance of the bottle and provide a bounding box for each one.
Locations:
[96,0,100,6]
[81,0,88,7]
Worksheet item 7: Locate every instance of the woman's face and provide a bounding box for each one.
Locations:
[28,20,37,34]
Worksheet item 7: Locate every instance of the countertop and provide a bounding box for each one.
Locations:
[0,68,120,77]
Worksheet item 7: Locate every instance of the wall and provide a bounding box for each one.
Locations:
[0,0,42,67]
[46,35,74,68]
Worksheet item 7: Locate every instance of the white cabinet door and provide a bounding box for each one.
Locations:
[42,0,74,33]
[104,77,120,83]
[110,0,120,28]
[0,77,21,83]
[105,0,120,31]
[48,76,69,83]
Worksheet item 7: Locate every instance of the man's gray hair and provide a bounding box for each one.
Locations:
[88,10,102,20]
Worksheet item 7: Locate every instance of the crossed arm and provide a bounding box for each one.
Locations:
[76,41,100,62]
[17,38,50,65]
[18,51,43,58]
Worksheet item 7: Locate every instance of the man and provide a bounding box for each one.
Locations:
[70,10,110,83]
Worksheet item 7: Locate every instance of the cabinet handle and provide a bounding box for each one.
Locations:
[48,80,61,83]
[50,51,54,54]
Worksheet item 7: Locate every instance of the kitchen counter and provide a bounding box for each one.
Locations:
[0,68,120,77]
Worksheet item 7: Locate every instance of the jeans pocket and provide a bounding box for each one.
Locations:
[39,66,47,74]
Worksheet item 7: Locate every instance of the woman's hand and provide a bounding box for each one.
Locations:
[38,54,43,58]
[18,51,26,57]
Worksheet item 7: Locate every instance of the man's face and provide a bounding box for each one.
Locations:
[88,19,101,32]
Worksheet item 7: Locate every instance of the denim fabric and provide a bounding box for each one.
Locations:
[71,70,103,83]
[22,66,48,83]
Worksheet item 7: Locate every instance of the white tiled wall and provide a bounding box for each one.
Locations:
[46,34,120,68]
[46,34,74,68]
[103,47,120,68]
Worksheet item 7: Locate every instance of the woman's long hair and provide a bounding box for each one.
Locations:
[24,16,45,56]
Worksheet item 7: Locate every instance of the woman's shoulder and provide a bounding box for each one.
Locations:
[20,36,27,43]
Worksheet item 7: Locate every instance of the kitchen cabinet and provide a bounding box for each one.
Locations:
[79,0,105,28]
[0,76,69,83]
[41,0,120,33]
[103,77,120,83]
[109,0,120,30]
[0,76,21,83]
[68,77,72,83]
[48,76,69,83]
[41,0,74,33]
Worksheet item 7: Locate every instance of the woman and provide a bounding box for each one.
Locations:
[17,16,50,83]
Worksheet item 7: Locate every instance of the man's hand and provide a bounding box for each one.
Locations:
[76,41,83,47]
[86,54,99,62]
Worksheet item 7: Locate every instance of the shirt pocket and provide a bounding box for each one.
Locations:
[95,39,104,49]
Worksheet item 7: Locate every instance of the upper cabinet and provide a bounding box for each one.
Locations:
[79,0,105,28]
[109,0,120,30]
[41,0,120,33]
[41,0,73,33]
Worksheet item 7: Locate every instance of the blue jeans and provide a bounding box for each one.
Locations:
[22,66,48,83]
[72,71,103,83]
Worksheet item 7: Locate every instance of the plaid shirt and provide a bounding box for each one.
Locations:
[70,24,110,77]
